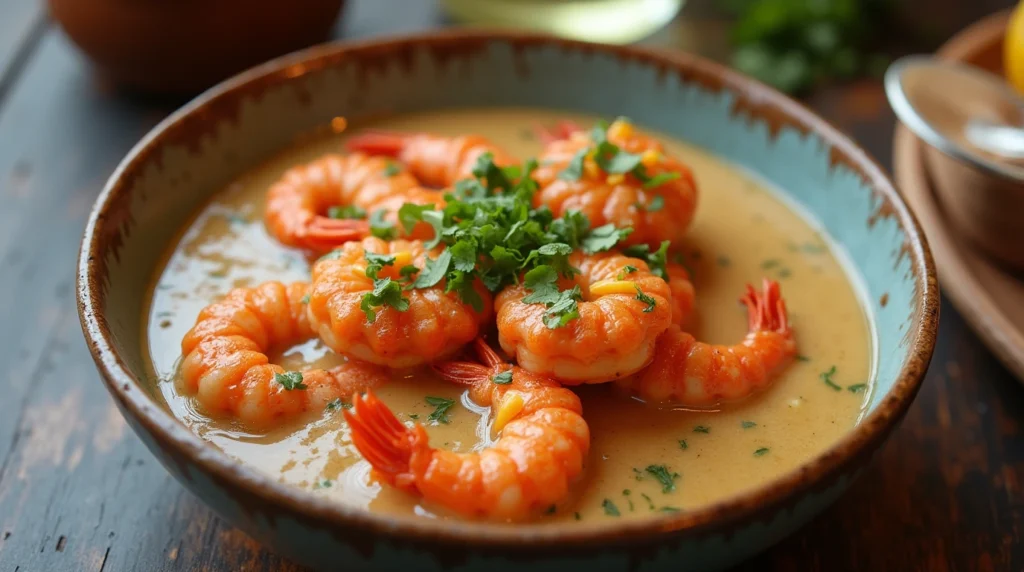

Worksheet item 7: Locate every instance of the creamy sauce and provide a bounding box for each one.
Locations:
[144,108,873,524]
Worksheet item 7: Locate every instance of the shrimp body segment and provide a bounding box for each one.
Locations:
[345,132,516,188]
[344,339,589,520]
[307,237,493,368]
[617,279,797,406]
[263,152,442,254]
[532,118,699,249]
[495,251,673,384]
[179,281,388,427]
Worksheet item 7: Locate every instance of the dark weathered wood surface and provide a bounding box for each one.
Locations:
[0,1,1021,571]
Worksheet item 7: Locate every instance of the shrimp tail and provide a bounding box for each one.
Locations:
[473,337,505,367]
[741,278,789,334]
[432,361,491,385]
[344,391,423,490]
[344,131,406,157]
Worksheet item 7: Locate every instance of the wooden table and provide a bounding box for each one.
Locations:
[1,1,1021,570]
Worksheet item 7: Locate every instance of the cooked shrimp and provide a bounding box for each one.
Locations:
[179,281,388,427]
[306,237,492,367]
[344,338,589,520]
[532,117,699,249]
[344,131,516,188]
[617,279,797,406]
[263,152,443,253]
[495,250,672,384]
[666,260,696,328]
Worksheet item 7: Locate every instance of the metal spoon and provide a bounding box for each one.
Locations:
[885,55,1024,175]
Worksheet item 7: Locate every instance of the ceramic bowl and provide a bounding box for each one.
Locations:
[77,31,938,571]
[885,13,1024,272]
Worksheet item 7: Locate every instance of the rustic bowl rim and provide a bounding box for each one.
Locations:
[77,29,939,549]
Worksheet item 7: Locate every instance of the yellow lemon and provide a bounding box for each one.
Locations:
[1004,2,1024,94]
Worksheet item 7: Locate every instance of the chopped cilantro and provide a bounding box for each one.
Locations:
[602,499,620,517]
[412,249,452,289]
[820,366,841,391]
[761,259,781,269]
[582,224,632,254]
[645,465,679,493]
[754,447,770,457]
[300,294,310,304]
[640,493,655,510]
[397,203,435,233]
[360,277,410,323]
[741,421,757,429]
[678,439,688,450]
[426,396,456,424]
[383,161,401,177]
[797,354,811,362]
[325,398,351,411]
[635,285,657,313]
[313,479,333,489]
[643,172,681,189]
[275,371,307,391]
[559,149,587,181]
[636,194,666,212]
[617,265,639,280]
[847,383,868,393]
[623,240,670,279]
[328,205,367,220]
[369,209,396,240]
[693,425,710,434]
[659,506,681,513]
[492,371,513,385]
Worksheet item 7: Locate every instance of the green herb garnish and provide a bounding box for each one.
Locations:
[617,265,639,280]
[847,383,868,393]
[313,479,333,489]
[678,439,688,450]
[602,499,621,517]
[820,366,841,391]
[426,396,456,424]
[741,421,757,429]
[645,465,679,493]
[754,447,770,457]
[635,285,657,313]
[275,371,307,391]
[623,240,670,279]
[325,398,352,411]
[693,425,710,434]
[492,371,513,385]
[368,208,396,240]
[640,493,655,510]
[328,205,367,220]
[636,194,666,212]
[761,259,781,269]
[796,354,811,362]
[383,161,401,177]
[559,149,587,181]
[300,294,310,304]
[643,172,681,189]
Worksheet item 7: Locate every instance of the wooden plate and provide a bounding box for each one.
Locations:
[893,9,1024,381]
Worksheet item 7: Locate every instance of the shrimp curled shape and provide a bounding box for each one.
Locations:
[179,281,388,428]
[344,338,590,520]
[495,250,673,384]
[263,152,443,254]
[617,279,797,406]
[306,237,493,368]
[345,131,517,188]
[532,118,698,249]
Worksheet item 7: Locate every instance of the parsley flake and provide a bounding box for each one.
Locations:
[643,172,681,189]
[492,371,513,385]
[635,285,657,313]
[847,383,868,393]
[741,421,757,429]
[678,439,688,450]
[645,465,679,493]
[559,149,587,181]
[275,371,307,391]
[582,223,632,254]
[426,396,456,424]
[617,265,639,280]
[360,277,410,323]
[820,366,841,391]
[328,205,367,220]
[382,161,401,177]
[325,398,351,411]
[369,209,396,240]
[693,425,710,434]
[754,447,770,457]
[602,499,621,517]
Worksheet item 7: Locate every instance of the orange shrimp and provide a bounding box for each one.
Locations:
[616,279,797,406]
[532,117,699,249]
[495,250,673,384]
[306,237,492,368]
[344,131,516,188]
[263,152,443,253]
[179,281,388,427]
[666,260,696,328]
[344,338,589,520]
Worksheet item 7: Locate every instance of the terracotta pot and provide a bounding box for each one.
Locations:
[48,0,346,95]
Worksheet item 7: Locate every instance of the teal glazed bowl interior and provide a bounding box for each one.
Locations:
[77,31,939,571]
